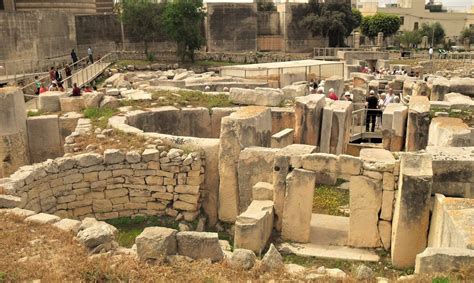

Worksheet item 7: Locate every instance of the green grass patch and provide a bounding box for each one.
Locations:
[193,60,243,68]
[27,110,42,117]
[429,107,473,127]
[83,107,118,129]
[151,89,234,109]
[312,184,349,216]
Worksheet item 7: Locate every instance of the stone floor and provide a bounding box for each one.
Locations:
[278,214,380,262]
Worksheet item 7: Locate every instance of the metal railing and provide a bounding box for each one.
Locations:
[350,108,384,142]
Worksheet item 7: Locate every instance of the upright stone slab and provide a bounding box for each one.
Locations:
[294,94,325,146]
[0,87,29,178]
[234,200,274,255]
[428,117,471,147]
[38,91,67,112]
[405,96,430,151]
[430,78,450,101]
[218,107,272,222]
[320,101,353,154]
[382,103,408,151]
[237,147,279,213]
[348,176,382,248]
[391,152,433,268]
[281,169,316,243]
[27,115,63,163]
[272,144,317,231]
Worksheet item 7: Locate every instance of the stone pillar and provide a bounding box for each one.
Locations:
[0,87,29,178]
[281,168,316,243]
[428,117,471,147]
[421,36,429,49]
[294,94,326,147]
[391,152,433,268]
[354,32,360,49]
[218,106,272,223]
[382,103,408,151]
[463,37,470,52]
[430,78,450,101]
[405,96,430,151]
[27,115,63,163]
[377,32,384,47]
[320,101,353,155]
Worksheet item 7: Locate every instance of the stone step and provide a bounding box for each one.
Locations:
[310,214,349,246]
[278,242,380,262]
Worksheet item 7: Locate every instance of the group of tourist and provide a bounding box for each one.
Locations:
[365,87,401,132]
[360,65,422,79]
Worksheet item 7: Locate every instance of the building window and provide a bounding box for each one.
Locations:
[400,16,404,25]
[0,0,4,10]
[414,22,419,30]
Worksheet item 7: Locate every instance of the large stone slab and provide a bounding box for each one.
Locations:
[59,97,85,112]
[38,91,67,112]
[294,94,326,146]
[430,78,450,101]
[301,153,338,185]
[448,78,474,97]
[405,96,430,151]
[428,117,471,147]
[237,147,279,213]
[443,92,474,110]
[218,106,272,222]
[348,176,382,248]
[281,169,316,243]
[27,115,63,163]
[234,200,274,255]
[360,148,396,172]
[391,152,433,268]
[135,227,177,262]
[176,232,223,262]
[415,247,474,274]
[382,103,408,151]
[229,87,284,107]
[320,101,353,154]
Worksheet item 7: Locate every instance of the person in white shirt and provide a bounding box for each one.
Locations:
[87,46,93,64]
[384,88,395,106]
[429,47,433,60]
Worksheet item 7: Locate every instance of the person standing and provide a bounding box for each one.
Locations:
[34,76,41,95]
[55,67,63,88]
[384,88,395,106]
[87,47,94,64]
[365,90,379,132]
[327,88,339,101]
[49,67,56,81]
[71,49,78,65]
[429,47,433,60]
[65,64,72,88]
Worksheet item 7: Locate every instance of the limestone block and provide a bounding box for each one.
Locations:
[294,94,326,146]
[135,227,177,262]
[27,115,62,163]
[0,194,21,208]
[83,92,104,108]
[411,80,428,97]
[360,148,396,172]
[405,96,430,151]
[38,91,66,112]
[320,101,353,154]
[6,207,35,218]
[218,107,272,222]
[59,97,85,112]
[382,104,408,152]
[53,218,81,233]
[430,78,450,101]
[210,107,236,138]
[281,169,316,243]
[324,75,344,98]
[262,243,284,272]
[75,153,103,167]
[271,128,294,148]
[348,176,382,248]
[301,153,337,185]
[448,77,474,96]
[443,92,474,110]
[428,117,471,147]
[25,212,60,224]
[100,96,120,109]
[229,249,257,270]
[104,149,125,164]
[427,194,446,248]
[76,221,118,253]
[378,221,392,251]
[351,73,373,89]
[234,200,274,255]
[337,154,362,178]
[229,88,284,107]
[380,190,395,221]
[282,84,308,98]
[391,152,433,268]
[252,182,273,201]
[237,147,278,213]
[271,107,295,135]
[415,248,474,274]
[176,231,223,262]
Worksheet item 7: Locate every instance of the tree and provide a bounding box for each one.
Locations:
[120,0,165,55]
[395,30,422,49]
[162,0,206,62]
[360,13,401,39]
[419,22,445,46]
[257,0,276,12]
[300,1,362,47]
[460,27,474,43]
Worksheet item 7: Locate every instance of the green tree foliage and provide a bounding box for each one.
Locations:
[419,22,445,46]
[360,13,401,38]
[162,0,206,62]
[460,27,474,43]
[300,1,362,47]
[257,0,276,12]
[395,30,422,49]
[120,0,165,55]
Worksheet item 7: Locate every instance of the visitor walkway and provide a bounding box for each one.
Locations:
[350,108,383,142]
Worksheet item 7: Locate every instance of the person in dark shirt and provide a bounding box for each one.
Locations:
[72,83,81,97]
[71,49,78,65]
[366,90,379,132]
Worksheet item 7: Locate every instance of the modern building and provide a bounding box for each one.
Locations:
[0,0,114,14]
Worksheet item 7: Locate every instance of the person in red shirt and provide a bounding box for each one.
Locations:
[327,88,339,101]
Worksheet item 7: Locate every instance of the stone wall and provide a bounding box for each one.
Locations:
[3,149,205,221]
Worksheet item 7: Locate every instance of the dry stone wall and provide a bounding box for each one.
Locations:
[3,149,205,221]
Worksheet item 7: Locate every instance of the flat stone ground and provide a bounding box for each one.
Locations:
[279,214,380,262]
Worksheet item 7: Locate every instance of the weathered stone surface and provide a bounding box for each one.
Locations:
[53,218,81,233]
[27,115,63,163]
[444,92,473,110]
[282,84,308,98]
[104,149,125,164]
[428,117,471,147]
[176,231,223,262]
[349,176,382,248]
[391,152,433,268]
[338,154,362,179]
[355,264,374,280]
[405,96,430,151]
[360,149,396,172]
[237,147,278,212]
[301,153,337,185]
[262,243,284,272]
[294,94,326,146]
[76,220,118,253]
[75,153,103,167]
[59,97,85,112]
[380,190,395,221]
[320,101,353,154]
[6,207,35,217]
[382,103,408,151]
[218,107,271,222]
[324,75,344,98]
[229,249,256,270]
[135,227,178,262]
[38,91,66,112]
[234,200,274,254]
[378,220,392,251]
[100,96,120,109]
[252,182,273,201]
[25,212,60,224]
[0,194,21,208]
[271,128,294,148]
[83,92,104,108]
[415,247,474,274]
[229,87,284,107]
[281,169,316,243]
[448,78,474,97]
[430,78,450,101]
